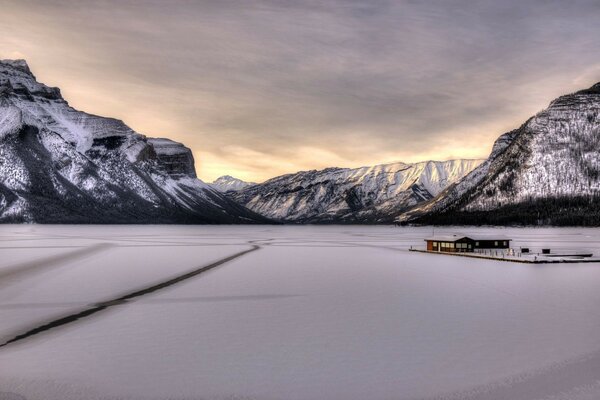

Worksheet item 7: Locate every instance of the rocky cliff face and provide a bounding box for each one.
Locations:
[400,82,600,225]
[0,59,267,223]
[229,159,482,223]
[147,138,197,178]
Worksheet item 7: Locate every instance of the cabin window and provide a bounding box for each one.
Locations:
[450,243,455,248]
[503,241,507,246]
[468,244,472,249]
[475,241,479,246]
[494,241,498,246]
[433,242,437,246]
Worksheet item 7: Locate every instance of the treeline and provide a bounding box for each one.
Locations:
[413,195,600,226]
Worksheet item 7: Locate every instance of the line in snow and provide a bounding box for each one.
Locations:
[0,244,263,349]
[0,243,113,286]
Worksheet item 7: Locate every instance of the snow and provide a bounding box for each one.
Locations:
[1,59,253,223]
[147,138,190,156]
[0,59,31,73]
[233,159,483,222]
[0,106,22,139]
[151,174,215,210]
[404,82,600,220]
[211,175,256,192]
[2,225,600,400]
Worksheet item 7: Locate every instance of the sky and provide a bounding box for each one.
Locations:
[1,0,599,182]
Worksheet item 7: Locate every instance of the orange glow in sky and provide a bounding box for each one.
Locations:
[1,1,599,182]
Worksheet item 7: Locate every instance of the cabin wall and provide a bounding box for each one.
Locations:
[426,238,510,253]
[426,240,475,253]
[475,240,510,249]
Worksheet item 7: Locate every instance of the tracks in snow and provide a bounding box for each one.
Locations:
[0,242,264,349]
[0,243,113,286]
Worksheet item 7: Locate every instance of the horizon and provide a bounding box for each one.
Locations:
[3,3,600,399]
[1,1,599,182]
[210,155,488,183]
[1,56,596,184]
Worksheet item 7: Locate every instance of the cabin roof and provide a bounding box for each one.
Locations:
[424,235,472,242]
[470,235,511,241]
[424,234,512,242]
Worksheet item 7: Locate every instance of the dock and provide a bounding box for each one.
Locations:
[409,249,600,264]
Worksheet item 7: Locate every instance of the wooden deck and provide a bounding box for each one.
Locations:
[409,249,600,264]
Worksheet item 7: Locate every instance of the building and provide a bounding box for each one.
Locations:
[425,235,475,252]
[425,235,511,253]
[473,237,511,250]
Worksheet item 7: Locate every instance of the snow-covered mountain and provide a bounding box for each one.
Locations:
[0,59,267,223]
[229,159,483,223]
[211,175,256,192]
[400,81,600,226]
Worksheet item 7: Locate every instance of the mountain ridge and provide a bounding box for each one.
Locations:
[211,175,256,192]
[0,59,268,224]
[399,80,600,225]
[229,158,483,223]
[2,59,597,225]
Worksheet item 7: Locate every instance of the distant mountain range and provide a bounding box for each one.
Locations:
[1,59,598,225]
[0,59,267,223]
[224,160,482,223]
[398,82,600,226]
[211,175,256,192]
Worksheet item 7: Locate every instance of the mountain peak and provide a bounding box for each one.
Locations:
[215,175,237,181]
[580,81,600,94]
[0,60,267,223]
[400,79,600,225]
[0,59,62,102]
[229,158,482,222]
[0,59,32,75]
[211,175,256,192]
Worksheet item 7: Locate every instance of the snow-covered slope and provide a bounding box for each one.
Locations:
[211,175,256,192]
[229,159,482,223]
[400,81,600,225]
[0,59,267,223]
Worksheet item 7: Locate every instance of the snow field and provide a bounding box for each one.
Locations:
[1,225,600,400]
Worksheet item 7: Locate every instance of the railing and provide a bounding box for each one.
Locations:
[474,248,522,258]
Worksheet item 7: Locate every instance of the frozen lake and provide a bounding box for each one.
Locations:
[1,225,600,400]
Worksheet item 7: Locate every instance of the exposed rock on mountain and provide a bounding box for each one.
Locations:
[400,82,600,226]
[0,59,267,223]
[211,175,256,192]
[229,159,482,223]
[147,138,197,178]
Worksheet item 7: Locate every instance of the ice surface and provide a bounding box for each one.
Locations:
[1,225,600,400]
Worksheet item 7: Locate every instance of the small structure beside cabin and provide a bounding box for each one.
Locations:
[425,235,511,253]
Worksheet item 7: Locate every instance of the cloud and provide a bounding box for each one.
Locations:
[1,0,599,181]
